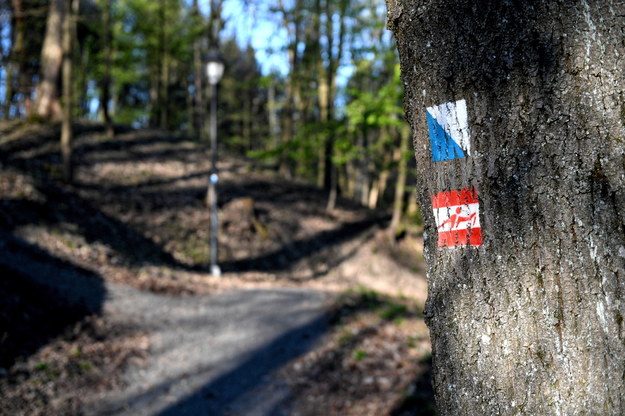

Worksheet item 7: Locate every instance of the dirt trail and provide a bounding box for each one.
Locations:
[89,286,330,416]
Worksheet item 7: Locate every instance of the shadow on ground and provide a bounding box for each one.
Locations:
[0,231,106,368]
[157,314,329,416]
[221,215,389,275]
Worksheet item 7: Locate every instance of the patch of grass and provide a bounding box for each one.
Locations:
[351,349,367,361]
[34,362,61,381]
[354,286,382,310]
[34,362,51,372]
[337,327,354,348]
[355,285,380,299]
[79,361,92,372]
[378,303,408,321]
[179,235,209,265]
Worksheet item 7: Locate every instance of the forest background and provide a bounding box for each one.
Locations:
[0,2,435,413]
[0,0,416,229]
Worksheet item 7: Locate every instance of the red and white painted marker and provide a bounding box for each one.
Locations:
[431,187,482,247]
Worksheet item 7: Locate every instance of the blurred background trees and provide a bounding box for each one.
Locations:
[0,0,416,230]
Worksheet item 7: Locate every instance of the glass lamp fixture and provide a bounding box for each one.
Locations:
[205,52,225,85]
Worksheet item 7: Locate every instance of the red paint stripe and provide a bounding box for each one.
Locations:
[437,228,482,247]
[431,187,479,209]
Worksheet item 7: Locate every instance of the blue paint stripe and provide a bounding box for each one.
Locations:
[426,110,466,162]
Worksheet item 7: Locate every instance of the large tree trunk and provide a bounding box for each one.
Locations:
[34,0,64,121]
[387,0,625,414]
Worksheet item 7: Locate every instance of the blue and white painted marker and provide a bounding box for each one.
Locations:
[426,99,471,162]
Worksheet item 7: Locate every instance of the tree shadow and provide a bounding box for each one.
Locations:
[220,215,389,274]
[389,355,436,416]
[77,147,202,166]
[0,126,387,279]
[156,314,329,416]
[74,170,212,193]
[0,193,185,270]
[0,230,106,369]
[0,128,199,271]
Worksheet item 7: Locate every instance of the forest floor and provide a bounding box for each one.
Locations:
[0,121,434,415]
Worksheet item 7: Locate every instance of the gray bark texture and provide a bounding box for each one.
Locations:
[386,0,625,414]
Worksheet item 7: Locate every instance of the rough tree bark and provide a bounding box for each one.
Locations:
[387,0,625,414]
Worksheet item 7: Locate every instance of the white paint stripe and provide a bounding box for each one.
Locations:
[433,203,480,231]
[426,99,471,155]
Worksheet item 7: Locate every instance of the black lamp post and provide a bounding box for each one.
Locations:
[205,51,224,277]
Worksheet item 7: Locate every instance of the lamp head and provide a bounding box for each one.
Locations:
[204,51,225,85]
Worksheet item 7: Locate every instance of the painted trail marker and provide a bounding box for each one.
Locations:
[432,187,482,247]
[426,99,471,162]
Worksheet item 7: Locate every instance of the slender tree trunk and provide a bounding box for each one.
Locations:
[407,186,418,218]
[100,0,113,138]
[369,143,393,209]
[267,81,279,152]
[315,0,326,188]
[192,0,203,138]
[389,124,410,236]
[243,91,252,151]
[160,55,169,129]
[3,0,20,118]
[324,0,348,211]
[10,0,32,118]
[15,0,32,118]
[345,162,356,199]
[4,54,14,119]
[369,167,390,209]
[35,0,64,121]
[368,179,380,209]
[159,0,168,130]
[148,80,158,126]
[60,0,76,183]
[77,48,90,117]
[317,77,329,187]
[208,0,223,48]
[277,0,302,178]
[388,0,625,414]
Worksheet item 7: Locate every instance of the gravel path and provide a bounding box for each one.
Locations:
[88,284,331,416]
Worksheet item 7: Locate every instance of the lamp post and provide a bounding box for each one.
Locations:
[205,52,224,277]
